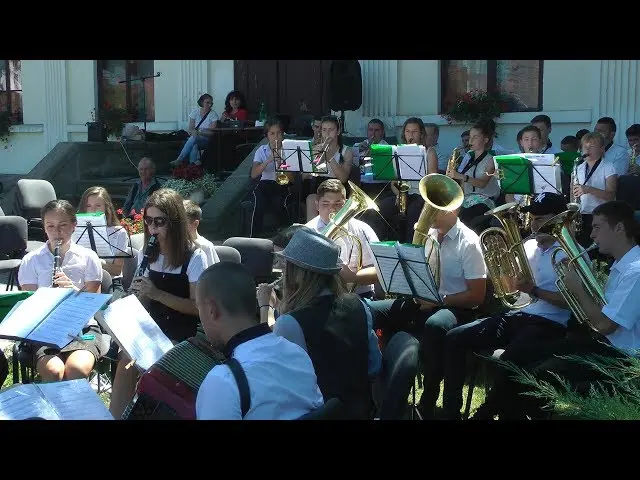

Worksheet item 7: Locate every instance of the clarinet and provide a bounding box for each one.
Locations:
[51,239,63,288]
[128,234,158,296]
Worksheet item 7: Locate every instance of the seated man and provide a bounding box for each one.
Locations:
[481,200,640,420]
[441,193,572,420]
[122,157,163,216]
[367,203,487,419]
[305,179,380,299]
[195,262,324,420]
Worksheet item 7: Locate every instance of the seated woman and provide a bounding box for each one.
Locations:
[108,188,208,419]
[170,93,219,167]
[447,121,500,232]
[17,199,105,383]
[304,115,354,221]
[256,227,381,419]
[77,186,129,292]
[220,90,249,122]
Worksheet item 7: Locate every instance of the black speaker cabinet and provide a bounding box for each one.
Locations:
[329,60,363,112]
[87,122,107,142]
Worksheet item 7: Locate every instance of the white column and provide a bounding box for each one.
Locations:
[597,60,640,144]
[361,60,398,118]
[180,60,209,126]
[43,60,68,151]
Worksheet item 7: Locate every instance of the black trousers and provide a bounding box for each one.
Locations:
[480,327,626,419]
[442,312,567,419]
[366,297,475,418]
[365,193,424,243]
[251,180,290,236]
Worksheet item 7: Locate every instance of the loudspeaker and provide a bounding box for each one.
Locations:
[329,60,362,112]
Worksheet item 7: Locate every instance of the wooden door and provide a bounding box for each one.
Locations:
[233,60,278,119]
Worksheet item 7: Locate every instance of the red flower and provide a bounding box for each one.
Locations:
[116,208,123,215]
[134,213,143,221]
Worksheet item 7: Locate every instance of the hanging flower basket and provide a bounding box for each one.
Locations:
[441,89,511,125]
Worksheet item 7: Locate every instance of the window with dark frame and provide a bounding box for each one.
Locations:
[0,60,23,124]
[97,60,155,122]
[441,60,543,114]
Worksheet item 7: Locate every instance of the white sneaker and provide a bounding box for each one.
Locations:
[169,159,182,166]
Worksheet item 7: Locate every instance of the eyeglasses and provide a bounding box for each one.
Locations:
[143,215,168,228]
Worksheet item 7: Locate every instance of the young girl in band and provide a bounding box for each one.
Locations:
[108,188,208,419]
[17,199,105,383]
[305,115,354,221]
[77,186,130,292]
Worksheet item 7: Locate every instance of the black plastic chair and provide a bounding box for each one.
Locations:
[617,175,640,210]
[0,216,28,291]
[375,331,420,420]
[121,247,139,291]
[14,179,57,242]
[222,237,274,284]
[297,398,345,420]
[214,245,241,264]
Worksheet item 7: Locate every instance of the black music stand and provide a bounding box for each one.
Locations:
[118,72,161,135]
[73,221,134,260]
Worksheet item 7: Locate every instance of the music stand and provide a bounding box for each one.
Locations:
[369,144,427,182]
[118,72,161,135]
[494,154,563,196]
[72,213,134,260]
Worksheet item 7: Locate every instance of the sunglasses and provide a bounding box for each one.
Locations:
[143,215,168,228]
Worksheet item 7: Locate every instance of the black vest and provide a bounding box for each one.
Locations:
[148,251,199,342]
[290,293,371,419]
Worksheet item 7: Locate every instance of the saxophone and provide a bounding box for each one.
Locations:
[569,153,587,236]
[629,144,639,175]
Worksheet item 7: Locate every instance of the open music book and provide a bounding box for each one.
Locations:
[0,379,114,420]
[95,295,174,372]
[0,287,112,349]
[369,241,443,304]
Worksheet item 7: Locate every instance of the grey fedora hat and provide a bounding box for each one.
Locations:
[275,226,343,274]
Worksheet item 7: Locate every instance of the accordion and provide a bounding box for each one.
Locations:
[123,336,226,420]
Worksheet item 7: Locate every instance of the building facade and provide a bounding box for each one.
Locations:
[1,59,638,175]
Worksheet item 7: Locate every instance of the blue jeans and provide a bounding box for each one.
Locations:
[178,135,210,164]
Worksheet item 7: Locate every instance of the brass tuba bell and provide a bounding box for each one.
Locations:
[479,202,537,309]
[411,173,465,289]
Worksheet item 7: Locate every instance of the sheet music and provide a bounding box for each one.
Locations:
[0,380,113,420]
[280,139,313,173]
[36,379,113,420]
[96,295,174,372]
[72,213,114,258]
[369,242,442,304]
[28,291,112,348]
[0,288,71,342]
[395,144,426,181]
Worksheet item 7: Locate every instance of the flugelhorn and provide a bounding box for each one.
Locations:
[51,239,63,288]
[411,174,464,289]
[479,203,537,309]
[539,207,606,332]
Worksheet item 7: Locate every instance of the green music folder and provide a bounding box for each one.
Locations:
[555,151,581,176]
[370,144,397,181]
[494,155,534,195]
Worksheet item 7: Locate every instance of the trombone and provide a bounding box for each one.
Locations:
[311,136,332,177]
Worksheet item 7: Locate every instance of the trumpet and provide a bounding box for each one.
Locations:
[272,140,290,186]
[311,137,332,177]
[51,239,63,287]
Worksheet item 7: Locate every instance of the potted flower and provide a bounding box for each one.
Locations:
[117,208,144,235]
[441,89,511,125]
[163,165,220,203]
[87,103,132,141]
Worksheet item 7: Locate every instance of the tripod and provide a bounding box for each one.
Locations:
[118,72,161,133]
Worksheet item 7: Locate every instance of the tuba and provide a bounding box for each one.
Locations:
[479,202,537,309]
[411,174,464,289]
[539,207,606,332]
[320,181,379,275]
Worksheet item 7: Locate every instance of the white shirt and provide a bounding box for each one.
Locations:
[106,226,130,279]
[515,239,571,327]
[317,146,349,178]
[575,159,617,214]
[195,234,220,267]
[196,331,324,420]
[305,216,379,295]
[18,241,103,290]
[457,152,500,200]
[136,247,208,283]
[603,142,630,176]
[601,245,640,354]
[407,146,443,195]
[189,107,219,131]
[427,219,487,296]
[253,144,276,182]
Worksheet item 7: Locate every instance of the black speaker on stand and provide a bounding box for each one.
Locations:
[329,60,363,135]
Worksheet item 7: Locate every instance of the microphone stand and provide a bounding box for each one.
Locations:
[119,72,161,135]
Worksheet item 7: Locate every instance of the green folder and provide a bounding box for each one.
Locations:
[493,155,534,195]
[370,144,397,181]
[555,151,581,176]
[0,291,34,323]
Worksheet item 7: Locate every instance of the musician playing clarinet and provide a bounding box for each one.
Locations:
[17,200,104,383]
[109,188,208,419]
